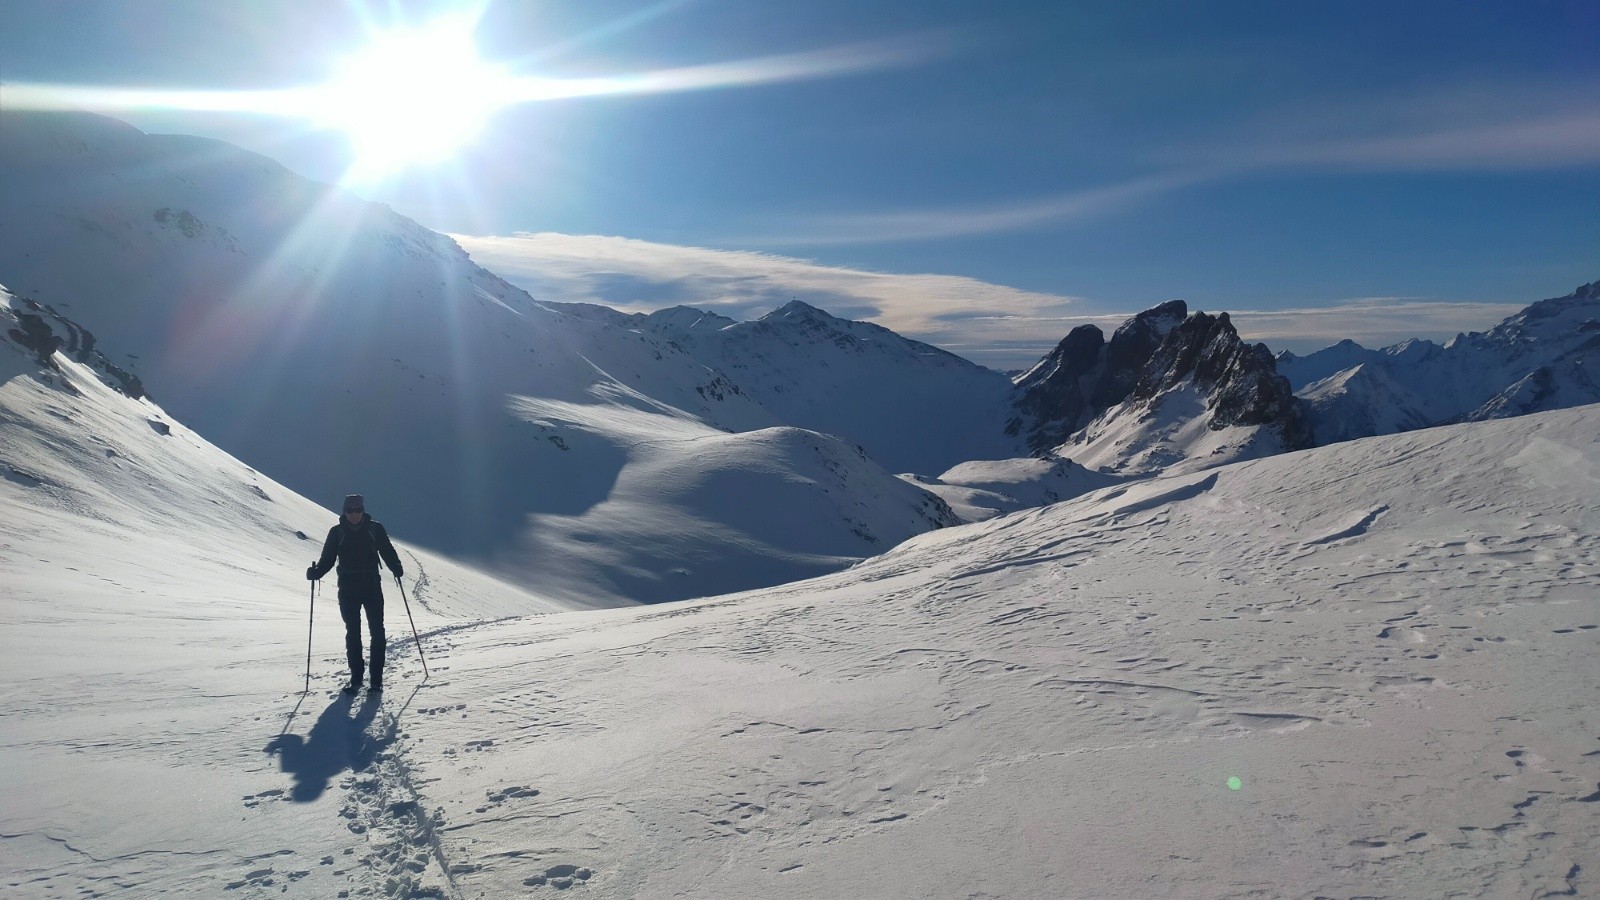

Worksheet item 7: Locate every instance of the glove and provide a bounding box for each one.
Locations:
[393,568,404,580]
[306,565,318,581]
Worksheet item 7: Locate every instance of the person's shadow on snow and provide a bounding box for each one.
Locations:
[264,693,385,802]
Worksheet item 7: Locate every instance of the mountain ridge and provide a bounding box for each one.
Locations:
[4,110,1597,606]
[1279,280,1600,444]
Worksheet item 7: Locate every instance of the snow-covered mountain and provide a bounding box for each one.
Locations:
[550,297,1021,475]
[1010,300,1310,474]
[7,331,1596,894]
[0,112,958,606]
[1278,280,1600,444]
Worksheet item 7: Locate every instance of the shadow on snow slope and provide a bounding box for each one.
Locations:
[264,693,385,802]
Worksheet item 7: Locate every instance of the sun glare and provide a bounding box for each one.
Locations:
[312,18,512,177]
[9,12,936,185]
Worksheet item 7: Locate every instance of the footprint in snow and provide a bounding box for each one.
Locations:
[523,864,592,889]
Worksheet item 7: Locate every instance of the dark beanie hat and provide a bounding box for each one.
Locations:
[343,494,365,513]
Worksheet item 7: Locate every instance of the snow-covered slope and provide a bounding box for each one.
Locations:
[0,112,964,603]
[604,298,1022,476]
[0,284,571,621]
[7,358,1596,896]
[1278,281,1600,444]
[492,397,959,606]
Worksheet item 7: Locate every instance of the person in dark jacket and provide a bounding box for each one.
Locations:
[307,494,403,694]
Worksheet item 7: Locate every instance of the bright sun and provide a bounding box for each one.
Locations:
[312,18,513,177]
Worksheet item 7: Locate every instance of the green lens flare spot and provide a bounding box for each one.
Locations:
[1227,776,1243,791]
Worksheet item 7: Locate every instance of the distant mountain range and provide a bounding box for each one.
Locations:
[1277,280,1600,444]
[2,110,1594,605]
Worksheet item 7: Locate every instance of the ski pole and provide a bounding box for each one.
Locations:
[395,574,429,681]
[305,578,316,693]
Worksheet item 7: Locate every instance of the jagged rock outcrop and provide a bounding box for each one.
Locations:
[3,288,145,399]
[1093,300,1189,409]
[1009,301,1308,466]
[1134,311,1310,443]
[1008,323,1108,450]
[1011,299,1312,474]
[1009,301,1188,451]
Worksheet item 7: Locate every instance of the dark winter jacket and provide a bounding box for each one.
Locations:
[310,513,403,580]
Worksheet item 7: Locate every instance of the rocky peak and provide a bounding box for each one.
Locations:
[1008,301,1192,452]
[1011,302,1312,457]
[1014,324,1104,393]
[762,299,840,327]
[1132,310,1310,445]
[1091,299,1187,409]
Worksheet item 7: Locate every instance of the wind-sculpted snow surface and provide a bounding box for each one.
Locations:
[6,374,1596,895]
[372,406,1600,897]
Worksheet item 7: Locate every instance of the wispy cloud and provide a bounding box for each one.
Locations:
[1226,299,1528,354]
[453,232,1528,368]
[1177,80,1600,172]
[741,79,1600,248]
[733,172,1209,246]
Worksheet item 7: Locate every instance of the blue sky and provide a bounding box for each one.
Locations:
[3,0,1597,367]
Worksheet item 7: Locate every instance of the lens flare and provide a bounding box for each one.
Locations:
[310,16,511,178]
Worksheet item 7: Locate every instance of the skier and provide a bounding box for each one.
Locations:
[307,494,403,694]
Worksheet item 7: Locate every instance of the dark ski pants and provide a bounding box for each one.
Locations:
[338,571,386,685]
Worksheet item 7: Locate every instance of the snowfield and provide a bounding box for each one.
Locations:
[4,302,1597,897]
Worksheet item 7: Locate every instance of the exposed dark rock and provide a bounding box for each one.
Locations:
[1132,310,1311,447]
[1008,324,1105,447]
[1010,301,1196,452]
[8,312,63,363]
[1091,300,1187,409]
[3,293,146,399]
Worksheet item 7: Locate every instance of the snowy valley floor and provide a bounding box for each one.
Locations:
[5,405,1600,897]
